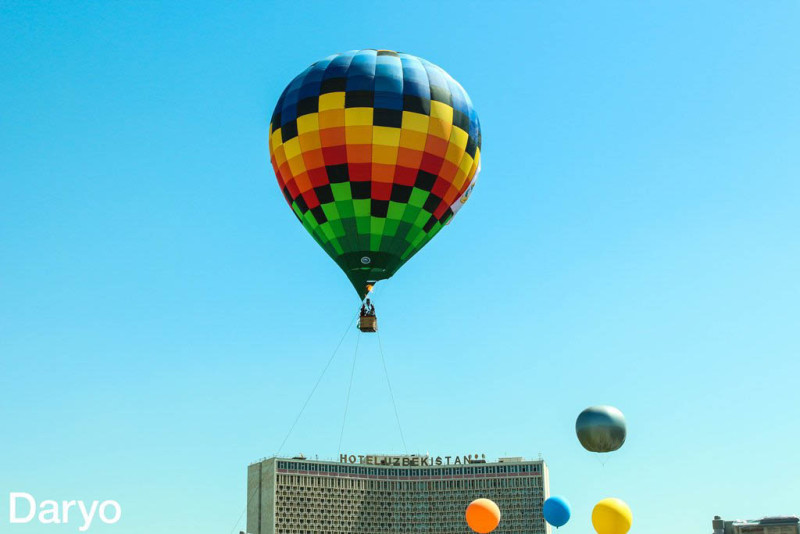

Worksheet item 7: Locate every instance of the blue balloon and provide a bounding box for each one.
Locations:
[544,496,571,528]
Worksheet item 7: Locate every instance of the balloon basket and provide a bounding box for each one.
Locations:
[357,316,378,333]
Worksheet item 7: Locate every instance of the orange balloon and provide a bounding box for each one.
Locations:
[466,498,501,534]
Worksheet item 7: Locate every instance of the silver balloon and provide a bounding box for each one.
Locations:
[575,405,626,453]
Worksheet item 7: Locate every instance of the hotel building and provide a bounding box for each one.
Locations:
[246,454,550,534]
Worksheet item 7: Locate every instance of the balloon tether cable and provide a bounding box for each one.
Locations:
[229,312,358,534]
[377,329,408,454]
[338,332,361,454]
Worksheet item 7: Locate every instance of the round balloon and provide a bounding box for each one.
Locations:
[543,496,571,528]
[576,405,627,453]
[465,498,501,534]
[592,498,632,534]
[269,50,482,298]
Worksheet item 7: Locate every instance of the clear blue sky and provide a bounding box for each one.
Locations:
[1,1,798,533]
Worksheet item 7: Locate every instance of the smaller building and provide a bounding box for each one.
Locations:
[713,515,800,534]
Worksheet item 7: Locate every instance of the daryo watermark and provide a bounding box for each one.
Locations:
[9,492,121,531]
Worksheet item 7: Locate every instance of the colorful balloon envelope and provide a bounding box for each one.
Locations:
[269,50,482,298]
[465,498,501,534]
[576,405,627,453]
[543,496,571,528]
[592,497,632,534]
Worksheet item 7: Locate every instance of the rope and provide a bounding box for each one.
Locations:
[228,504,247,534]
[275,312,358,457]
[338,331,361,454]
[228,312,358,534]
[336,332,361,534]
[377,329,408,454]
[229,288,403,534]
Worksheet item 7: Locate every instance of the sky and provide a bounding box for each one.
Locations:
[1,1,799,533]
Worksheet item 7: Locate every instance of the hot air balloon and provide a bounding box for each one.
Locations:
[592,498,632,534]
[466,498,501,534]
[576,405,627,453]
[268,50,481,329]
[543,496,571,528]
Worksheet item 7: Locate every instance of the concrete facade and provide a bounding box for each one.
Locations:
[713,515,800,534]
[247,455,550,534]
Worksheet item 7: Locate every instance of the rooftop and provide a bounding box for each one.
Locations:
[250,453,543,467]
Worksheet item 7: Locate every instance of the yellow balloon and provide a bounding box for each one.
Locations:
[592,498,632,534]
